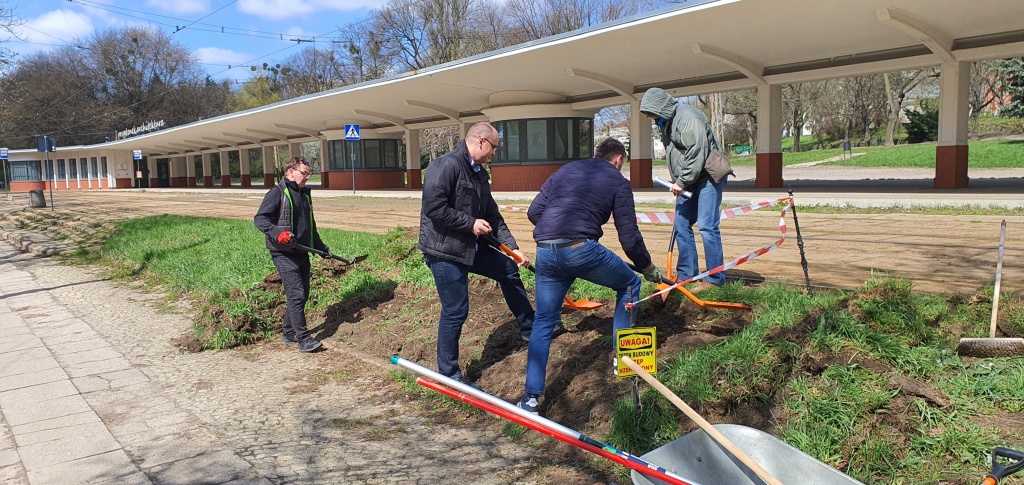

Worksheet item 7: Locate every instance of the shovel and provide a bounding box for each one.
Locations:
[980,447,1024,485]
[627,263,752,311]
[481,234,604,311]
[295,243,368,266]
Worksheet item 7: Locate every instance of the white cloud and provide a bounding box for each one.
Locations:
[144,0,212,15]
[196,47,252,65]
[238,0,388,21]
[1,9,95,55]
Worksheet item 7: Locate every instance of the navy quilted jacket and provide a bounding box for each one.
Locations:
[528,158,652,269]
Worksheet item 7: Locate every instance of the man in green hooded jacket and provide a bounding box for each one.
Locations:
[639,87,727,289]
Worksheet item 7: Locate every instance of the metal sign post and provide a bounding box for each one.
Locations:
[345,124,360,195]
[0,148,8,192]
[36,136,56,210]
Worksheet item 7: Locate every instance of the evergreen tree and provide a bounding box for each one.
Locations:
[999,57,1024,118]
[903,99,939,143]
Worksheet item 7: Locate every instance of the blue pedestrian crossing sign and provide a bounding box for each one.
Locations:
[0,148,7,159]
[344,124,361,141]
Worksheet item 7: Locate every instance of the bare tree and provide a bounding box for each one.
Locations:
[0,0,22,75]
[280,47,347,98]
[968,60,1002,126]
[882,68,933,146]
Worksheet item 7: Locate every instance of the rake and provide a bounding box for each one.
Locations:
[957,220,1024,358]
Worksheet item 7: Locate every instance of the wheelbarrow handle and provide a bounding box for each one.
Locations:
[983,447,1024,484]
[294,243,367,266]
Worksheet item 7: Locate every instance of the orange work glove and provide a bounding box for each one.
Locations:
[277,231,294,246]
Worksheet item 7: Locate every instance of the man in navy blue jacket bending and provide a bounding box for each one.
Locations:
[516,138,661,415]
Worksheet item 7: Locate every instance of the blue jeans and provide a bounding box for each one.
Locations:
[524,240,641,396]
[675,177,726,285]
[425,245,534,378]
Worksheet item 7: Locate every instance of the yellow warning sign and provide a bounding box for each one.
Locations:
[615,327,656,378]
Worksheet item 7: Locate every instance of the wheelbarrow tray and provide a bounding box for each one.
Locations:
[631,424,864,485]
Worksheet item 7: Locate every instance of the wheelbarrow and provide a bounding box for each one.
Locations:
[631,424,864,485]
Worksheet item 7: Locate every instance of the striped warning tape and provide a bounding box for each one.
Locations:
[501,199,788,224]
[626,196,794,308]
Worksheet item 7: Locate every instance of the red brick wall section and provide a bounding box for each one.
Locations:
[406,169,422,189]
[264,173,275,188]
[221,175,232,188]
[240,175,251,188]
[935,145,969,189]
[629,159,652,189]
[9,181,47,192]
[755,152,784,188]
[187,177,197,187]
[171,177,187,188]
[115,178,132,188]
[320,171,329,189]
[323,170,406,190]
[149,177,159,188]
[490,164,563,191]
[203,176,213,188]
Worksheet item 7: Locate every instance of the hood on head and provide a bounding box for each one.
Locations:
[639,87,677,120]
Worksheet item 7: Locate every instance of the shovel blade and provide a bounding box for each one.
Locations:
[563,298,604,311]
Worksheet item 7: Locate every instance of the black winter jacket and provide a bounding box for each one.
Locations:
[418,141,518,265]
[528,158,652,269]
[254,178,327,256]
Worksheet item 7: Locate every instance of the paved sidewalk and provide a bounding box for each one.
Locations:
[0,243,539,485]
[0,248,266,485]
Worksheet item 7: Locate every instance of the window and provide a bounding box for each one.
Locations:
[491,118,592,164]
[68,158,78,178]
[328,141,345,170]
[45,159,54,180]
[364,140,381,169]
[80,159,89,179]
[11,160,42,181]
[101,157,107,178]
[383,139,399,169]
[57,159,66,178]
[92,158,99,179]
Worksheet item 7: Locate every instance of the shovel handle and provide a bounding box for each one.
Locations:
[481,234,536,272]
[983,447,1024,485]
[990,220,1006,339]
[294,243,362,265]
[620,356,784,485]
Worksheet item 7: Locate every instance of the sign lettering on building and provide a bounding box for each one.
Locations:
[117,120,166,140]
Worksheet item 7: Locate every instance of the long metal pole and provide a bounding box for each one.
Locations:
[788,189,810,293]
[390,355,699,485]
[45,149,54,211]
[2,159,8,193]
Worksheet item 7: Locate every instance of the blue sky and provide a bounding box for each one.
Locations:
[2,0,388,81]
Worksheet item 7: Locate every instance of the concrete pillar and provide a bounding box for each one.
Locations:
[84,157,92,189]
[64,159,70,189]
[170,156,186,187]
[202,153,213,187]
[147,156,158,188]
[262,146,276,188]
[220,150,232,188]
[405,128,422,189]
[755,84,784,188]
[186,154,197,187]
[459,123,473,138]
[935,60,970,189]
[239,149,251,188]
[289,142,303,174]
[629,101,654,189]
[318,139,329,189]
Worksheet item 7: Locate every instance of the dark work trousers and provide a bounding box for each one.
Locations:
[424,244,535,378]
[272,252,313,341]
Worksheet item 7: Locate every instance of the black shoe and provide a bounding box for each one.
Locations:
[517,394,540,415]
[450,374,481,391]
[282,334,298,345]
[520,329,532,343]
[298,337,322,353]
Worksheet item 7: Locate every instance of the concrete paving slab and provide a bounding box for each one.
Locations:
[123,428,219,468]
[0,356,60,379]
[0,380,78,408]
[146,449,253,485]
[0,464,28,485]
[63,356,132,378]
[38,329,101,346]
[17,427,120,470]
[10,411,99,436]
[2,394,92,427]
[73,368,149,394]
[30,321,94,338]
[53,346,124,366]
[46,338,110,356]
[0,335,43,354]
[0,347,51,367]
[25,449,140,484]
[0,449,19,467]
[13,420,112,448]
[92,471,153,485]
[0,368,68,394]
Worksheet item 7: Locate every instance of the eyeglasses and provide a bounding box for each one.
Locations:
[295,168,311,177]
[480,136,498,150]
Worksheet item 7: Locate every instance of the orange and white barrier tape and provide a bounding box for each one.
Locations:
[626,197,793,308]
[503,200,783,224]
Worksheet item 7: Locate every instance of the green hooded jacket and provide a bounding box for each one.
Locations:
[639,87,720,188]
